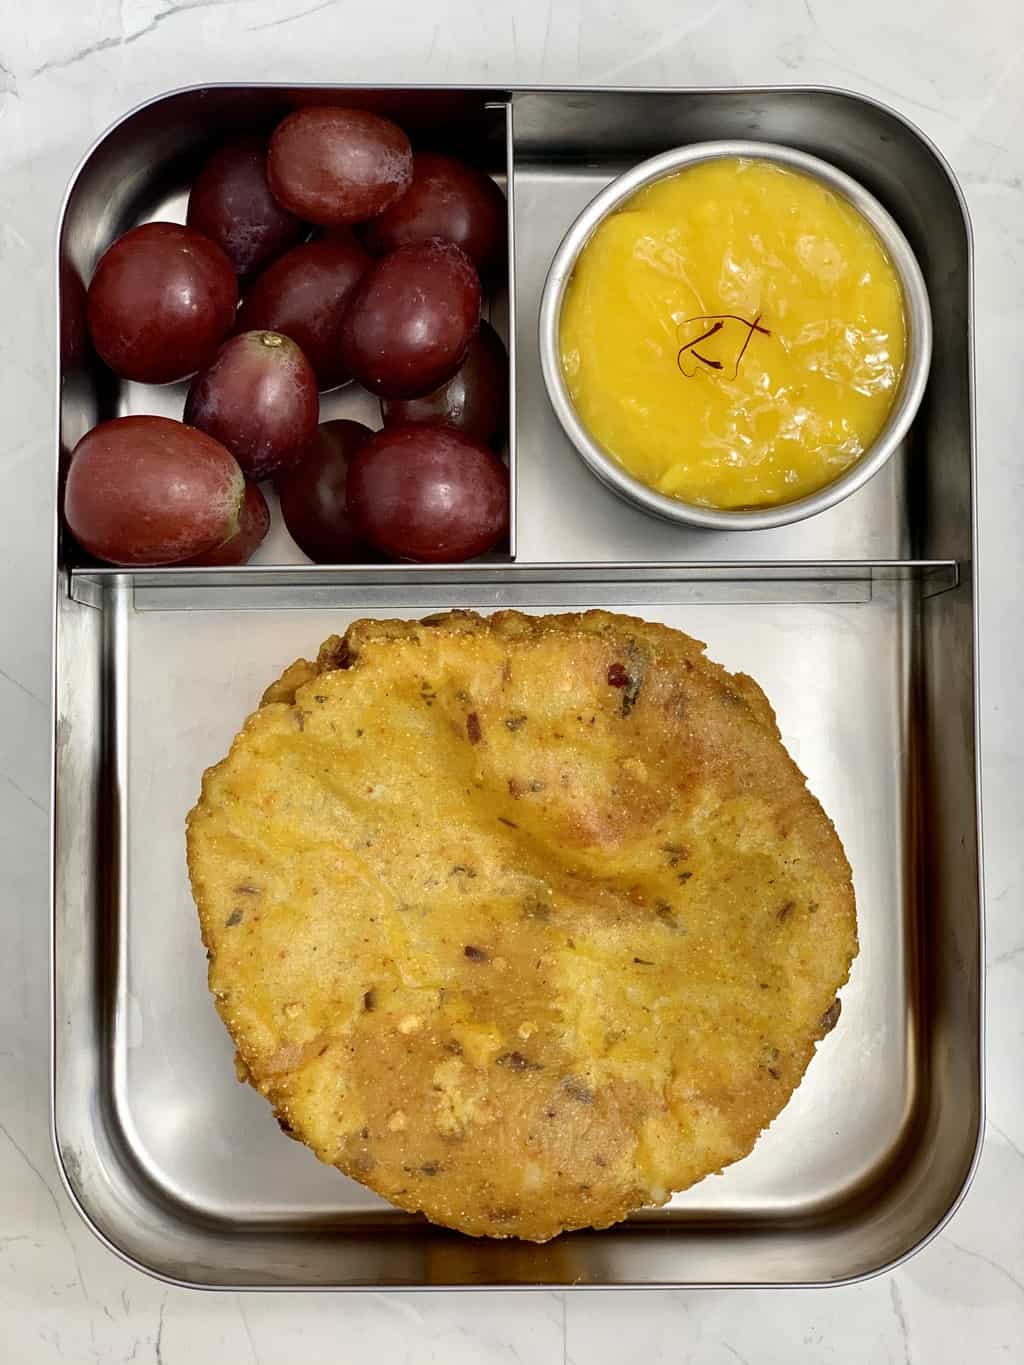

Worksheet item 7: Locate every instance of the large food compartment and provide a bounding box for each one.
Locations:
[52,567,980,1287]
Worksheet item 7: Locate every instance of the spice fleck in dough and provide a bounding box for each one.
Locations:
[186,610,857,1241]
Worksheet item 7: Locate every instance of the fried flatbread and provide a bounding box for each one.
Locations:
[187,610,856,1241]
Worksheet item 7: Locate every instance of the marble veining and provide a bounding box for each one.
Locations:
[1,0,1021,1359]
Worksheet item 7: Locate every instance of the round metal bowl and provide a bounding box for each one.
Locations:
[538,140,933,531]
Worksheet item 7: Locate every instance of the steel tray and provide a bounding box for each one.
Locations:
[52,84,982,1289]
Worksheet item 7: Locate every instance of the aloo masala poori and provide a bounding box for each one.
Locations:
[186,609,857,1241]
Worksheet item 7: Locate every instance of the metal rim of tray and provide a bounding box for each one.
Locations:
[49,80,985,1292]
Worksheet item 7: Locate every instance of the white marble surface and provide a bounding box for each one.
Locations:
[1,0,1022,1359]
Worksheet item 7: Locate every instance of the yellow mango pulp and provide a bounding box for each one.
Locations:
[559,158,907,509]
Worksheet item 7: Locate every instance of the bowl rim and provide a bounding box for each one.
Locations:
[538,139,933,531]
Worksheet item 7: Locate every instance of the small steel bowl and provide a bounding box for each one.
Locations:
[538,140,932,531]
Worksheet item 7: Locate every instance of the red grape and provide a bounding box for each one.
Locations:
[362,153,507,280]
[86,223,237,384]
[184,331,319,481]
[187,135,305,279]
[178,482,270,566]
[381,320,508,447]
[348,425,508,563]
[64,415,244,566]
[236,233,370,390]
[277,419,376,563]
[267,108,412,225]
[339,240,481,399]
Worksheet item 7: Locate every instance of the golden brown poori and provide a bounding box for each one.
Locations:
[187,610,856,1241]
